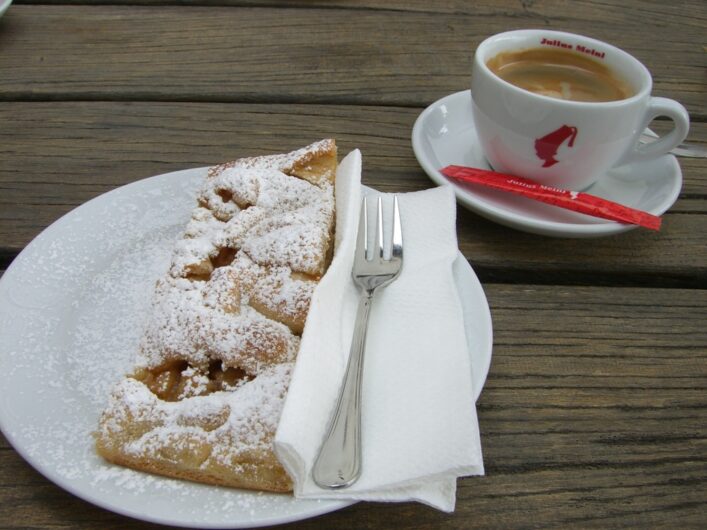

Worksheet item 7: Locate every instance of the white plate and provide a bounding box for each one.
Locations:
[412,89,683,237]
[0,167,492,528]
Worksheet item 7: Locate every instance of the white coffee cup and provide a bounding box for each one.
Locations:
[471,29,690,191]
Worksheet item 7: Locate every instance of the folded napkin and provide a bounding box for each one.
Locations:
[274,150,484,512]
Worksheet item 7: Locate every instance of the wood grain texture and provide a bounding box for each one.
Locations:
[0,4,705,116]
[13,0,707,34]
[1,282,705,528]
[1,102,705,285]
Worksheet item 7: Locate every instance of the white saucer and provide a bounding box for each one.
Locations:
[412,89,683,238]
[0,0,12,18]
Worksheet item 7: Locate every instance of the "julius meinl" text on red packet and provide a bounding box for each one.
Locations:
[440,165,661,231]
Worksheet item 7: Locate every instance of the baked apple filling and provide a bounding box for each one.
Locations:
[135,360,251,401]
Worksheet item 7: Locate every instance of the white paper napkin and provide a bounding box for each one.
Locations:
[274,150,484,512]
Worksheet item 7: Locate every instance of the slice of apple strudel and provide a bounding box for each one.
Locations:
[95,139,337,492]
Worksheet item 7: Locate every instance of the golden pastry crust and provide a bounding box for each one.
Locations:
[95,140,337,492]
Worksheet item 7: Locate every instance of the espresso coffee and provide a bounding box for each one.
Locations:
[486,48,634,102]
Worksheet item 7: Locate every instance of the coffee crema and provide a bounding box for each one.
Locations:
[486,47,634,102]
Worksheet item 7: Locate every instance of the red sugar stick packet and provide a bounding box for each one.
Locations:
[440,165,661,231]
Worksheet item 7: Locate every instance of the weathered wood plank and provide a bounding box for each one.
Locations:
[1,283,705,528]
[14,0,707,25]
[1,102,705,284]
[0,4,704,115]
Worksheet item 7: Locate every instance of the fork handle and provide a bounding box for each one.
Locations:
[312,290,373,489]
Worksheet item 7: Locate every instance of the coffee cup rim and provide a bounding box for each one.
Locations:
[474,29,652,106]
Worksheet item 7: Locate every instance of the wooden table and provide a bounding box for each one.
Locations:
[1,1,705,528]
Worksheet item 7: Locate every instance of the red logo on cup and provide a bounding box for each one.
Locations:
[534,125,578,167]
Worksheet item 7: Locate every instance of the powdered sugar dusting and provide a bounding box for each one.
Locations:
[101,363,292,464]
[0,149,348,524]
[95,140,336,494]
[138,275,301,374]
[0,170,207,491]
[191,166,334,276]
[68,227,178,405]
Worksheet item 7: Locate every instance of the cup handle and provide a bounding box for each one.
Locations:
[618,97,690,166]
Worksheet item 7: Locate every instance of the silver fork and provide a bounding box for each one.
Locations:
[312,195,403,489]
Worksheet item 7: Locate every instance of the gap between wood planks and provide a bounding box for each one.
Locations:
[1,257,705,289]
[1,93,706,123]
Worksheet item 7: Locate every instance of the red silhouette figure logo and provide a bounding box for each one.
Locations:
[534,125,578,167]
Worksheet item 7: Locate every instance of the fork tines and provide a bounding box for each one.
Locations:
[358,195,403,263]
